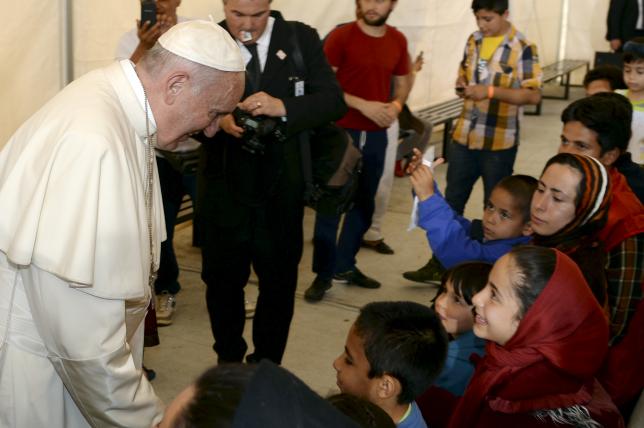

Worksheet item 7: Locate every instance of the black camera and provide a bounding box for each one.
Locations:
[232,107,286,155]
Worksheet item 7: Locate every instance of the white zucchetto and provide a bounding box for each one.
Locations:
[158,20,245,72]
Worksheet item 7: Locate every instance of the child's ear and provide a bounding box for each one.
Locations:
[522,222,534,236]
[375,374,402,401]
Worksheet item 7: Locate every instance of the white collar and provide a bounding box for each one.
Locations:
[119,59,157,130]
[254,16,274,51]
[235,16,275,70]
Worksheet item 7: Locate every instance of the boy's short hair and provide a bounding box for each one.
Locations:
[471,0,508,14]
[561,93,633,154]
[354,301,448,405]
[583,65,627,91]
[183,364,257,427]
[439,261,493,306]
[494,174,538,223]
[623,37,644,64]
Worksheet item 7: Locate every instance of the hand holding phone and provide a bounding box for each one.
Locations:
[140,0,157,27]
[413,51,424,73]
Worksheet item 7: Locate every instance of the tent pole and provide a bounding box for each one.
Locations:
[557,0,570,62]
[61,0,73,87]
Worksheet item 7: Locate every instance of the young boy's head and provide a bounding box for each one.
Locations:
[559,92,633,167]
[583,65,627,95]
[482,174,537,241]
[434,262,492,336]
[471,0,509,37]
[623,38,644,95]
[334,301,448,407]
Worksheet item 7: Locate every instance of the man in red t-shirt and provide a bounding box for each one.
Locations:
[306,0,411,302]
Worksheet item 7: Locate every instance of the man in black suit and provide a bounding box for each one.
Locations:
[198,0,346,364]
[607,0,644,51]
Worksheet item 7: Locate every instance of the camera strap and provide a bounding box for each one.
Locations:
[288,22,316,203]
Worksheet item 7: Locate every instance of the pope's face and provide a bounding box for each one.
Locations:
[224,0,271,45]
[156,70,244,150]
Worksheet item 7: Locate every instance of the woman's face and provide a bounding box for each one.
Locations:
[435,280,475,336]
[530,163,581,236]
[471,254,521,346]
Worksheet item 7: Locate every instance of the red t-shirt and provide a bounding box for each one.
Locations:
[324,22,410,131]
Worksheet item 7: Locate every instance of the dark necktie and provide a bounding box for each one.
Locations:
[245,43,261,94]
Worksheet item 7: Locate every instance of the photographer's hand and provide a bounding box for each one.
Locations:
[219,114,244,138]
[240,92,286,117]
[130,20,162,63]
[136,20,162,50]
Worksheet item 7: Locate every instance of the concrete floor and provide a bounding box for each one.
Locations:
[144,85,578,401]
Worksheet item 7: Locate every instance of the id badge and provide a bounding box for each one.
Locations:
[295,80,305,97]
[292,78,305,97]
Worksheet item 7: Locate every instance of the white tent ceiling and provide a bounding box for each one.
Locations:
[0,0,611,147]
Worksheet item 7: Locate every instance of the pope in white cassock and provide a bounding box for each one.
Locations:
[0,21,245,427]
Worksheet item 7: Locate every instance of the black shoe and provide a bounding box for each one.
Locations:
[334,268,381,289]
[361,239,395,255]
[304,277,332,302]
[402,256,445,284]
[245,353,262,364]
[143,366,156,381]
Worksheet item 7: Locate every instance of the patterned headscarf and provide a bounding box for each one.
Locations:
[532,153,611,251]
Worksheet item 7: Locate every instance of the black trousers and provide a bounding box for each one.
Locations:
[200,175,304,364]
[155,157,197,295]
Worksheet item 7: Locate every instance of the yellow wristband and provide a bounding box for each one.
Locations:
[488,86,495,99]
[391,100,403,112]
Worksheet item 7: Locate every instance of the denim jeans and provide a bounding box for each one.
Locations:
[444,141,518,215]
[312,129,388,279]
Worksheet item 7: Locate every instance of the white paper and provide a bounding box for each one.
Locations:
[408,146,435,231]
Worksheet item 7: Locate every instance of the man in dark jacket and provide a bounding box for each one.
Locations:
[198,0,346,365]
[607,0,644,51]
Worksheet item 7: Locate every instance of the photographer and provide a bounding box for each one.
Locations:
[198,0,346,365]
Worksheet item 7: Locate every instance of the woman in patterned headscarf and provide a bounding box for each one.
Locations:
[530,153,611,307]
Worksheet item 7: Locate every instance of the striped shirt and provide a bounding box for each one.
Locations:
[452,25,543,151]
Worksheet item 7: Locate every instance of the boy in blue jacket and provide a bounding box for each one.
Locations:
[409,151,536,268]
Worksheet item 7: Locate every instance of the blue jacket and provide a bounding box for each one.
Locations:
[417,190,530,268]
[434,331,486,396]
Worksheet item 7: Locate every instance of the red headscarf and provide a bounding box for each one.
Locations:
[598,168,644,251]
[448,249,609,428]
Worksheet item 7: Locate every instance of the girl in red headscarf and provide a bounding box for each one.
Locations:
[441,246,623,427]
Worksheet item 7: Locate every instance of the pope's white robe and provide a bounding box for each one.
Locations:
[0,61,165,427]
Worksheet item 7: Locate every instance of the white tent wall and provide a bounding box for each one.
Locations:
[565,0,611,66]
[0,0,62,146]
[2,0,613,149]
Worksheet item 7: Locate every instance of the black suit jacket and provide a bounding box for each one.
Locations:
[199,11,346,224]
[607,0,642,42]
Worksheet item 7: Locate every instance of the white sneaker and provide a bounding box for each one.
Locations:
[156,292,177,326]
[245,300,256,319]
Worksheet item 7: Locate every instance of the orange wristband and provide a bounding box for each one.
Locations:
[391,100,403,112]
[487,85,495,99]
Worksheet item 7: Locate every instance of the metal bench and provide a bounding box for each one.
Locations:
[413,98,464,160]
[531,59,590,115]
